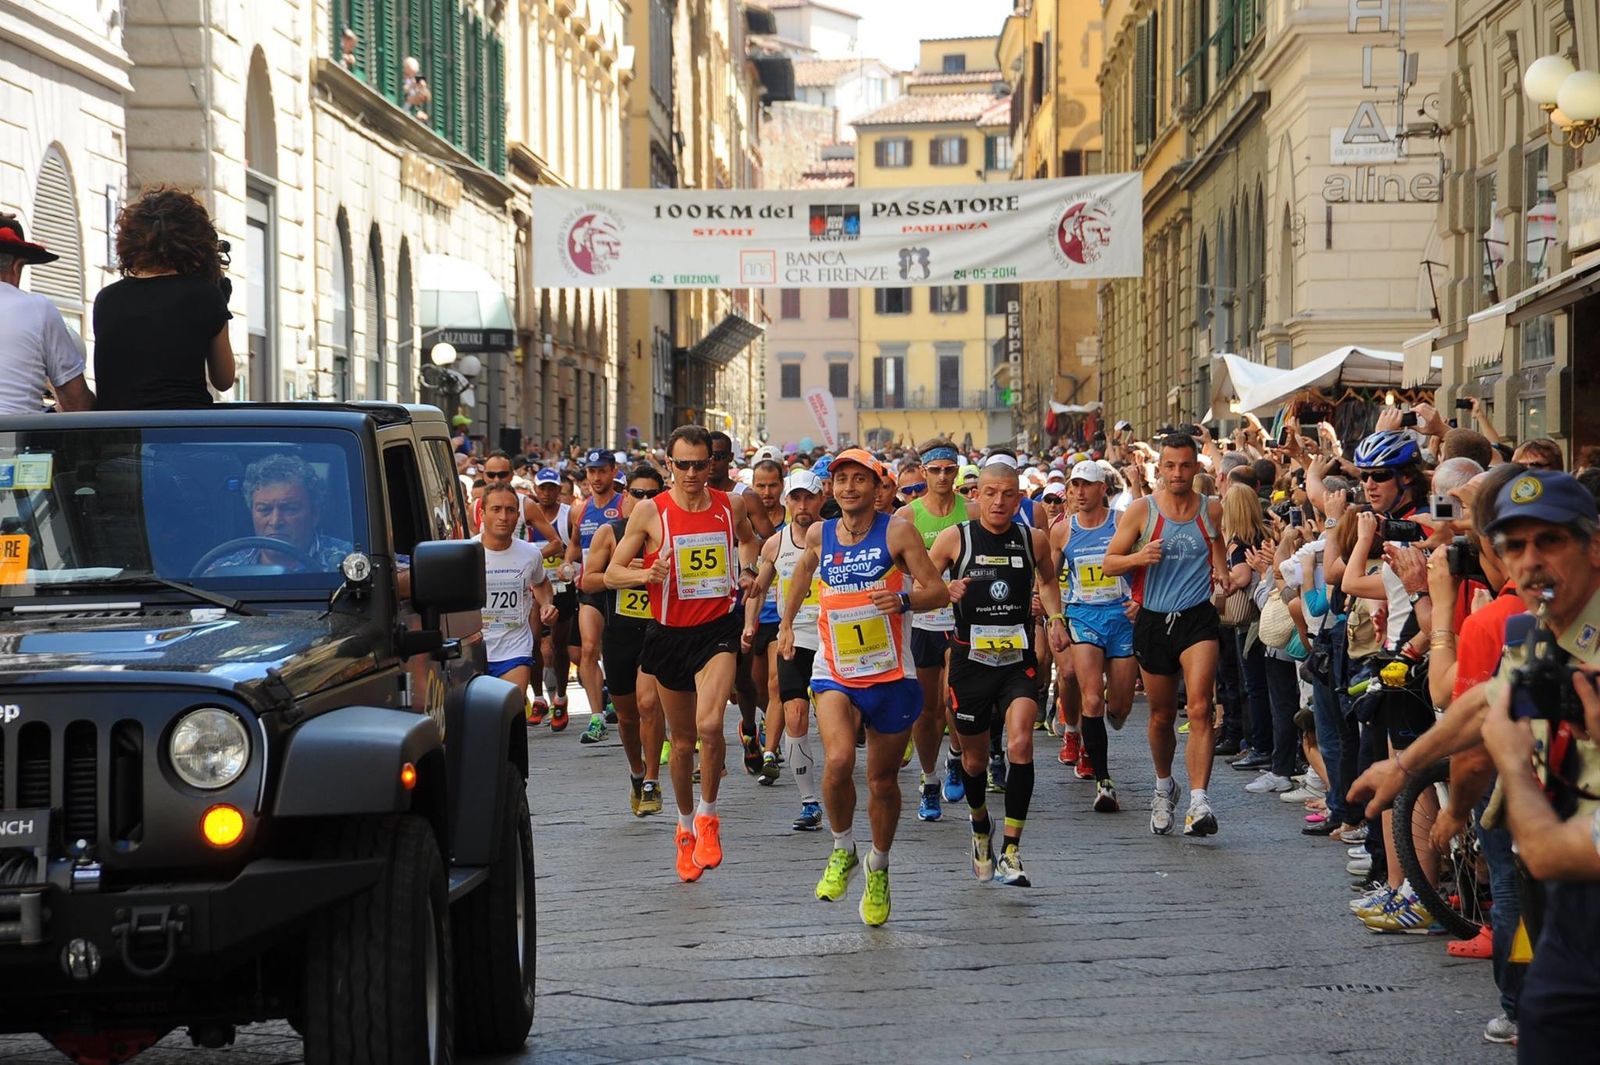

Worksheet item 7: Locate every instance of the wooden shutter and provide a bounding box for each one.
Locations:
[429,0,448,137]
[447,0,463,144]
[350,0,370,79]
[373,0,397,100]
[873,139,884,167]
[27,150,83,315]
[404,0,423,61]
[957,137,968,166]
[489,32,505,172]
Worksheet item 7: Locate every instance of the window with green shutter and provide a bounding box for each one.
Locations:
[372,0,398,101]
[330,0,505,173]
[331,0,371,80]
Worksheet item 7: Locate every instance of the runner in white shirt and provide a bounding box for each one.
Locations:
[477,483,557,693]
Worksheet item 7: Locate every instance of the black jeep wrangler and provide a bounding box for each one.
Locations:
[0,403,533,1064]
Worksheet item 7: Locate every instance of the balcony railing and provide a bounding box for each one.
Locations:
[856,387,1010,412]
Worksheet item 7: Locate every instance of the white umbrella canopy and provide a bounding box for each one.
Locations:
[1233,345,1440,415]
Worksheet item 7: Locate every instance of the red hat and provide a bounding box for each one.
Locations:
[0,216,60,265]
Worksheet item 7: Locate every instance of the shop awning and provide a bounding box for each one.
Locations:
[418,253,515,352]
[687,312,764,366]
[1233,345,1439,415]
[1209,352,1292,413]
[1463,258,1600,369]
[1507,257,1600,325]
[1401,328,1441,387]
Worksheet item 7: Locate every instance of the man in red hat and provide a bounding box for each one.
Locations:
[0,212,94,414]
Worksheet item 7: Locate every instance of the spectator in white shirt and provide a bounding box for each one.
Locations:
[0,213,93,414]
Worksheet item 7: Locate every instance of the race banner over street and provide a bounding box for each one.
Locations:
[531,175,1142,289]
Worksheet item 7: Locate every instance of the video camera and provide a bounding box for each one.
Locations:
[1447,535,1487,585]
[1377,518,1426,543]
[1508,610,1587,725]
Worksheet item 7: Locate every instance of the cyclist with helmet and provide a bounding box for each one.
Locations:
[1350,428,1426,520]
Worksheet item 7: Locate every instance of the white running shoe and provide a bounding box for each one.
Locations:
[1245,772,1293,794]
[1183,797,1218,836]
[1150,785,1177,835]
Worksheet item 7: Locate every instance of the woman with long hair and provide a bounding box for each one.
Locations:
[1219,483,1272,770]
[93,187,235,409]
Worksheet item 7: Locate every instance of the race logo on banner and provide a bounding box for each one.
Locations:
[533,175,1143,289]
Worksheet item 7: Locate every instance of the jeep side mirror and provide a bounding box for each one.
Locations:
[411,540,487,629]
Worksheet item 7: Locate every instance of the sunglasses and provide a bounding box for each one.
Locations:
[957,485,976,495]
[484,469,512,479]
[900,482,927,495]
[1360,469,1396,483]
[671,458,711,471]
[628,487,662,499]
[925,464,959,476]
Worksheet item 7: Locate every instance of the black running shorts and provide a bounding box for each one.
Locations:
[1133,602,1221,677]
[601,622,649,698]
[777,646,817,703]
[641,612,741,693]
[751,620,781,656]
[947,650,1039,735]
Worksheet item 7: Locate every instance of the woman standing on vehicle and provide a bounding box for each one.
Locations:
[93,187,235,409]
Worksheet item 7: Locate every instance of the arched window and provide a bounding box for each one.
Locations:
[366,226,385,400]
[1280,204,1296,326]
[332,211,353,400]
[1224,207,1237,350]
[1253,184,1266,335]
[245,48,277,400]
[1196,231,1211,334]
[28,147,85,341]
[397,239,414,403]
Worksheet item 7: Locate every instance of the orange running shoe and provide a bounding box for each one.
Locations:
[1075,747,1095,781]
[527,697,548,727]
[551,699,569,731]
[675,828,703,882]
[1058,731,1081,766]
[692,813,723,869]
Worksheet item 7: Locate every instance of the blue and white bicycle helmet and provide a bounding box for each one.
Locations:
[1352,429,1421,470]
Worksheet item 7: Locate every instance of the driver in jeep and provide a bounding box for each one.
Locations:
[205,453,353,572]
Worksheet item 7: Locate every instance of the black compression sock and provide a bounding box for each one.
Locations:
[1082,716,1109,780]
[1004,760,1034,826]
[963,768,988,812]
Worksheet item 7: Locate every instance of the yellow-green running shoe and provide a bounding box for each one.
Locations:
[815,847,858,901]
[659,741,671,766]
[859,865,891,926]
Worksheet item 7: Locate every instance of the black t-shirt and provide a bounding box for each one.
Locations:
[1227,534,1263,569]
[93,275,232,410]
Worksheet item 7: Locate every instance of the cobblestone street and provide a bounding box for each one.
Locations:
[0,696,1512,1065]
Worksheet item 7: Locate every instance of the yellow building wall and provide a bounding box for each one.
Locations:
[917,36,1003,74]
[855,122,1003,449]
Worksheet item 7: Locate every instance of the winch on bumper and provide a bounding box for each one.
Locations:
[0,846,384,989]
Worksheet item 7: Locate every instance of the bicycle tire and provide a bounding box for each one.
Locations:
[1392,761,1489,940]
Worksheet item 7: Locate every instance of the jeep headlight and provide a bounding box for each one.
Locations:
[170,709,250,789]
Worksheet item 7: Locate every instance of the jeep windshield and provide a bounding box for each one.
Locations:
[0,426,368,597]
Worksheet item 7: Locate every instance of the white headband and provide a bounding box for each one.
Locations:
[983,453,1019,470]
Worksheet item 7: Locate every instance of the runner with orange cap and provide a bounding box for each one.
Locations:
[776,448,950,925]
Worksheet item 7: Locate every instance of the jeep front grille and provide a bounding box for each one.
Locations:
[0,720,144,852]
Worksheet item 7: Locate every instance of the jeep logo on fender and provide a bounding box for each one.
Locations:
[0,704,18,724]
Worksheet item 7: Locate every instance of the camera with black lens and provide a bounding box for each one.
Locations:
[1509,618,1586,725]
[1447,534,1487,584]
[1377,518,1425,543]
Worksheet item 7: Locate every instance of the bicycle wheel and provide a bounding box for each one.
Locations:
[1392,760,1491,940]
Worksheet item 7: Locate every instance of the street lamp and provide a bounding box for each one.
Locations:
[1524,55,1600,147]
[430,341,458,367]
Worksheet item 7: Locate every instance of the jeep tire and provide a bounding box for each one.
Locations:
[303,815,453,1065]
[454,764,537,1053]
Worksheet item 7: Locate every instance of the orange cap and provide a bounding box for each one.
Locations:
[830,447,885,481]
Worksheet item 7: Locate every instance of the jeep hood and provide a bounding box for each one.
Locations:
[0,610,379,705]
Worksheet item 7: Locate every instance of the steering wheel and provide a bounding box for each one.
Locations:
[189,537,323,578]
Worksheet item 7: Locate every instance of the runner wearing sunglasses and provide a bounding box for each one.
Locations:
[566,448,626,740]
[607,426,761,882]
[709,431,775,776]
[894,441,975,820]
[580,464,667,815]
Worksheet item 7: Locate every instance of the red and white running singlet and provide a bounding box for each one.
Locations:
[647,488,738,628]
